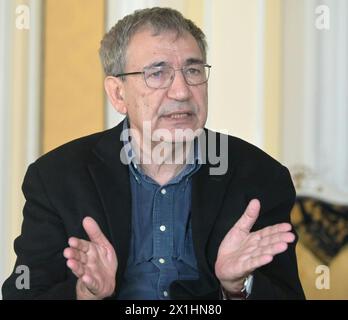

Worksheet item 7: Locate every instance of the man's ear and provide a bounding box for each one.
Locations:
[104,76,128,114]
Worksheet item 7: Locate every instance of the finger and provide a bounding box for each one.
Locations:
[258,223,292,238]
[234,199,261,234]
[252,242,289,258]
[83,217,111,248]
[258,232,295,247]
[68,237,90,253]
[237,241,290,274]
[246,254,274,272]
[63,247,88,264]
[240,239,291,264]
[66,259,85,278]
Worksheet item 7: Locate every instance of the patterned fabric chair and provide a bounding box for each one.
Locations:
[290,167,348,299]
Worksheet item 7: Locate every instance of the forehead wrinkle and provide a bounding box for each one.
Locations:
[126,30,203,70]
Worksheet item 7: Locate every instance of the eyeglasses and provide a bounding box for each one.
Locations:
[114,64,211,89]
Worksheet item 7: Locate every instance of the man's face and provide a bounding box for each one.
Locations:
[121,28,208,142]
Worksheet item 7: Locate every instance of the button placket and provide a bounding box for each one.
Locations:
[153,186,173,259]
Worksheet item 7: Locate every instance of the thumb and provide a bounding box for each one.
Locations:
[234,199,261,234]
[83,216,111,248]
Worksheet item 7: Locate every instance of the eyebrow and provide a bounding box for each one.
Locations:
[144,58,205,69]
[184,58,204,65]
[145,61,167,69]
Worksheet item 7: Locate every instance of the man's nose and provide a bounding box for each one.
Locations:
[167,71,192,101]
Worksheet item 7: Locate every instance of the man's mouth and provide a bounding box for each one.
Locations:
[162,112,193,119]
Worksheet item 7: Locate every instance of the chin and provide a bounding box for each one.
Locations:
[153,125,203,143]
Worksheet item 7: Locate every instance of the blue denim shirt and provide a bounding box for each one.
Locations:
[117,121,201,300]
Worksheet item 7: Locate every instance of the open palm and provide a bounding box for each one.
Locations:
[215,199,295,294]
[64,217,117,299]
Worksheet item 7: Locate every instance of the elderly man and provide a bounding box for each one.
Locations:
[2,7,304,300]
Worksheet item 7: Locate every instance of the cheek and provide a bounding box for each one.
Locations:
[195,90,208,114]
[131,93,161,127]
[141,91,166,116]
[195,92,208,127]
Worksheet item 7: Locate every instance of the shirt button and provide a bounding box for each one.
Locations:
[159,225,166,232]
[161,189,166,195]
[159,258,165,264]
[163,291,168,297]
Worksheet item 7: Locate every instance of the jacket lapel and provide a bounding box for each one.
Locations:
[87,121,132,293]
[171,130,237,299]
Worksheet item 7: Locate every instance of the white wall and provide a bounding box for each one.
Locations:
[0,0,14,298]
[205,0,265,147]
[0,0,43,298]
[282,0,348,201]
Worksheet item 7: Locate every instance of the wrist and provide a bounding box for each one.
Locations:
[220,277,245,294]
[221,274,253,299]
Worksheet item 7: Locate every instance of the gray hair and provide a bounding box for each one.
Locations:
[99,7,207,76]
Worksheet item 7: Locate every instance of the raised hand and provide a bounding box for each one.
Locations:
[215,199,295,294]
[63,217,117,300]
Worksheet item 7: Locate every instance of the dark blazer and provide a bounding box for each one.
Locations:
[2,120,305,300]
